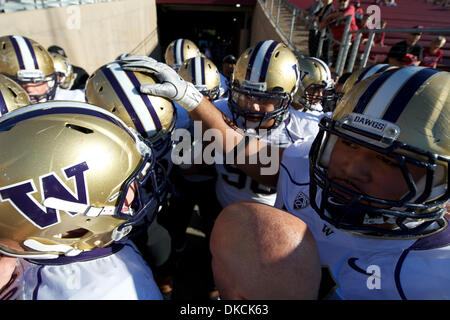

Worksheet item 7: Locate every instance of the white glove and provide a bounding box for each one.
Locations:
[121,55,203,112]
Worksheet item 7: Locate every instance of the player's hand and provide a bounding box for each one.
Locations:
[121,55,203,112]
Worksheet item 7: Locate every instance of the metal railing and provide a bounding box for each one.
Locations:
[1,0,117,12]
[317,14,353,76]
[261,0,450,76]
[344,27,450,74]
[260,0,309,58]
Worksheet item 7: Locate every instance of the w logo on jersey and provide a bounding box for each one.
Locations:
[322,224,334,237]
[0,162,90,229]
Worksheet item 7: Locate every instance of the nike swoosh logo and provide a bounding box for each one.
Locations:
[347,257,372,276]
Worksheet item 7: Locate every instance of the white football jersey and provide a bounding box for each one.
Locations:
[53,87,86,102]
[1,241,162,300]
[275,140,450,300]
[213,98,322,208]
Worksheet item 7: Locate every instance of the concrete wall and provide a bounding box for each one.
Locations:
[0,0,159,74]
[249,0,285,48]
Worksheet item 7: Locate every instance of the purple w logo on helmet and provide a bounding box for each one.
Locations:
[0,162,90,229]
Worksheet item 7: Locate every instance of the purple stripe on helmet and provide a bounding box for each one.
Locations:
[0,90,8,115]
[245,41,264,80]
[353,69,396,114]
[8,36,25,70]
[259,41,279,83]
[102,66,146,135]
[125,70,162,131]
[191,57,197,84]
[357,64,389,85]
[179,39,185,65]
[23,37,39,69]
[174,39,185,66]
[200,57,206,85]
[383,68,439,123]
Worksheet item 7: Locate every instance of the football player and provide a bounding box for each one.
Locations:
[49,51,85,102]
[292,56,335,113]
[275,66,450,299]
[0,35,84,103]
[0,101,164,299]
[48,44,89,90]
[210,40,322,209]
[0,35,58,103]
[164,38,201,72]
[117,57,450,299]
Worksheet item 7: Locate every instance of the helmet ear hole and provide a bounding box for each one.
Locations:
[65,123,94,134]
[60,228,89,239]
[7,87,17,98]
[272,86,283,92]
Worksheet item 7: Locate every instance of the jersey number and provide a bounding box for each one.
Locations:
[222,164,276,195]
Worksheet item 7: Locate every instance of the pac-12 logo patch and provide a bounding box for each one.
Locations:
[294,191,309,209]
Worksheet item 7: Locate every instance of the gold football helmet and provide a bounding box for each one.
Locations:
[309,66,449,238]
[229,40,299,130]
[0,74,31,116]
[293,57,334,112]
[0,101,162,259]
[178,56,220,101]
[85,61,176,160]
[50,52,75,90]
[164,39,201,71]
[0,35,57,103]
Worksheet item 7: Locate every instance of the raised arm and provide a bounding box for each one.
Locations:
[121,56,283,187]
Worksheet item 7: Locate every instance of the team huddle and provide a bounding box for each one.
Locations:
[0,35,448,300]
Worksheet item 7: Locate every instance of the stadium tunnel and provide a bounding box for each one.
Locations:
[156,1,255,68]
